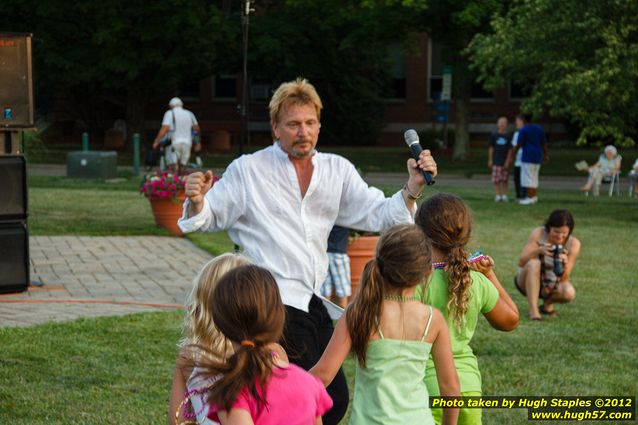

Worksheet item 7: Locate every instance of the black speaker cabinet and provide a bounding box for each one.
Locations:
[0,222,29,293]
[0,33,34,128]
[0,155,28,293]
[0,155,27,221]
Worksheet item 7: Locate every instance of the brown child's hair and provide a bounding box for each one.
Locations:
[192,265,286,412]
[415,192,473,331]
[346,224,432,367]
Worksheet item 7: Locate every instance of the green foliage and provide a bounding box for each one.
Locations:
[20,130,49,162]
[248,0,421,144]
[3,0,234,140]
[468,0,638,147]
[4,0,227,91]
[401,0,508,160]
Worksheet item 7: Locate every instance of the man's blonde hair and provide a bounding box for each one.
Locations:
[269,77,323,123]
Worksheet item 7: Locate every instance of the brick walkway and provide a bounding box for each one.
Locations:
[0,236,212,327]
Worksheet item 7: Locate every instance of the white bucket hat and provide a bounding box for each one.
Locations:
[169,97,183,108]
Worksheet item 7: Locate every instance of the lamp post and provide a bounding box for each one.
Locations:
[235,0,254,253]
[239,0,254,156]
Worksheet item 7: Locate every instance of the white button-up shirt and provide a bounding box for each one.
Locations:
[179,143,414,312]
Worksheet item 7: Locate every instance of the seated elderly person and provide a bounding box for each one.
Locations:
[580,145,622,196]
[629,158,638,197]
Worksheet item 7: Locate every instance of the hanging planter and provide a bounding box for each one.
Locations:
[148,193,186,236]
[347,234,380,296]
[140,171,220,236]
[140,171,189,236]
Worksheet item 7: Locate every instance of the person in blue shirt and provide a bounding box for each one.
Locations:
[511,113,548,205]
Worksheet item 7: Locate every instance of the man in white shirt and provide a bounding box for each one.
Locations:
[178,78,437,425]
[152,97,200,171]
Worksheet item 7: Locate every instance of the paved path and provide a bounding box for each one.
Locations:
[0,236,212,327]
[28,163,585,189]
[363,172,584,190]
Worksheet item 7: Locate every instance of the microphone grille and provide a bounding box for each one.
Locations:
[404,129,419,145]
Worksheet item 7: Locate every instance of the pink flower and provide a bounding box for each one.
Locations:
[141,170,206,200]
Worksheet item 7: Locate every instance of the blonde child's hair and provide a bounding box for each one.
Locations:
[179,253,252,357]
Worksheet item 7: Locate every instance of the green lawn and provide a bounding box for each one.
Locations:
[3,174,637,424]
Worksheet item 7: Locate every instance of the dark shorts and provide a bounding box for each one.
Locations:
[514,272,553,300]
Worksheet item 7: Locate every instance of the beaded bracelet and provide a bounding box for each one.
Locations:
[384,294,420,302]
[176,386,210,425]
[403,184,423,200]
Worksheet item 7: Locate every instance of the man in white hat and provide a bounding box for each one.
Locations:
[153,97,200,171]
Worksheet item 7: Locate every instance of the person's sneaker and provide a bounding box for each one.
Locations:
[501,195,509,203]
[531,196,538,203]
[518,197,534,205]
[494,195,502,202]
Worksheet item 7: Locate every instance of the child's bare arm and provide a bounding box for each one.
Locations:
[168,365,187,425]
[218,409,255,425]
[309,317,352,387]
[430,309,460,425]
[481,258,519,331]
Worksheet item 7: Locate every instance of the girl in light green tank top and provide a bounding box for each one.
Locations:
[310,224,460,425]
[415,193,520,425]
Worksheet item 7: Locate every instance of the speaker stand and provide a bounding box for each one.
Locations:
[0,131,21,155]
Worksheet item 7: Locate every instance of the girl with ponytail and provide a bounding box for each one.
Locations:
[189,265,332,425]
[311,224,460,425]
[415,193,519,425]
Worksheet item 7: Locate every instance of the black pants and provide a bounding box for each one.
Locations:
[514,166,526,199]
[282,295,349,425]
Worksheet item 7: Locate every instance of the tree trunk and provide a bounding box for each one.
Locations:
[125,86,149,148]
[452,78,471,161]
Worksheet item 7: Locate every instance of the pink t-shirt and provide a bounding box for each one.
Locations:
[208,363,332,425]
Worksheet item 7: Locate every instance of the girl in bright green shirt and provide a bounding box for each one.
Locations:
[415,193,520,425]
[311,224,460,425]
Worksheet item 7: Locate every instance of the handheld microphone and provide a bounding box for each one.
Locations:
[404,129,435,185]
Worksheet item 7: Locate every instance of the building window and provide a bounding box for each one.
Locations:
[213,75,238,100]
[178,81,200,101]
[385,43,406,100]
[428,39,444,101]
[250,77,273,101]
[470,82,494,101]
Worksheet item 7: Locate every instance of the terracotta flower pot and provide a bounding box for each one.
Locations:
[347,235,379,296]
[148,193,186,236]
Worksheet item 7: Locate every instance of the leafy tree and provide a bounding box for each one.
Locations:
[468,0,638,146]
[419,0,505,160]
[247,0,421,145]
[3,0,234,144]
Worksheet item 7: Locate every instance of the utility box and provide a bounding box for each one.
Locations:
[66,151,117,179]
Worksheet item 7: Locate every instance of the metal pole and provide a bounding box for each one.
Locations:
[133,133,140,176]
[82,132,89,151]
[239,0,253,157]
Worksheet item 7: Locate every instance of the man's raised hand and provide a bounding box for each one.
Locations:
[185,170,214,215]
